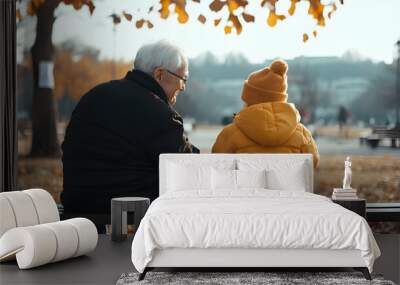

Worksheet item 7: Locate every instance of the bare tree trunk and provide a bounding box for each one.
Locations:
[30,0,61,157]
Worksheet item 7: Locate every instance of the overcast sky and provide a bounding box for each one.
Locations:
[48,0,400,64]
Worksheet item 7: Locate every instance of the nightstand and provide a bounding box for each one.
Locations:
[332,198,366,218]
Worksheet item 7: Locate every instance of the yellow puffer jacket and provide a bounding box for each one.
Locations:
[212,102,320,168]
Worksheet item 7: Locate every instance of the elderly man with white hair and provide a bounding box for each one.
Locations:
[61,40,199,217]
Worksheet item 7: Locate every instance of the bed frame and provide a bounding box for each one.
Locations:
[138,154,371,280]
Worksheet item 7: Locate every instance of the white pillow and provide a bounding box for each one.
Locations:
[211,169,267,191]
[266,163,307,191]
[238,159,309,192]
[166,160,236,192]
[237,169,267,189]
[167,163,211,191]
[211,169,237,190]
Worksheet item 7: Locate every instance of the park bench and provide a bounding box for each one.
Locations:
[362,126,400,148]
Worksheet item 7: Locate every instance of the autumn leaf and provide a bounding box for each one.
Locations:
[209,0,225,12]
[308,0,325,27]
[136,19,145,28]
[303,33,309,42]
[86,1,95,15]
[224,25,232,34]
[159,0,171,19]
[175,4,189,23]
[328,3,337,19]
[288,0,297,16]
[147,21,154,29]
[110,13,121,25]
[123,11,132,21]
[198,14,206,24]
[63,0,95,14]
[313,30,317,37]
[267,10,285,27]
[229,14,242,34]
[242,12,255,23]
[214,18,222,26]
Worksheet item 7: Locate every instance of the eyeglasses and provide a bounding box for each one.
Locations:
[165,69,188,85]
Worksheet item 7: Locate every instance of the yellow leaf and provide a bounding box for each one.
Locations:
[227,0,239,13]
[214,18,222,26]
[175,4,189,23]
[313,30,317,37]
[159,0,171,19]
[267,10,284,27]
[267,10,277,27]
[242,12,255,23]
[303,33,309,42]
[308,0,325,27]
[198,14,206,24]
[224,26,232,34]
[288,0,297,16]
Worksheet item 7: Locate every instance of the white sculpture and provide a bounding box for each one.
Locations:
[342,156,352,189]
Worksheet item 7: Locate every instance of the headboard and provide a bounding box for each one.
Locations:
[159,153,314,195]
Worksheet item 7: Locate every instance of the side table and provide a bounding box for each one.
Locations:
[332,198,366,218]
[111,197,150,242]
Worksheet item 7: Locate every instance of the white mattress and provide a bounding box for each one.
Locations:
[131,190,380,273]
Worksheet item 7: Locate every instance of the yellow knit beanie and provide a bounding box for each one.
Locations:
[241,59,288,106]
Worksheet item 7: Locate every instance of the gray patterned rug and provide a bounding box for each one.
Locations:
[116,272,396,285]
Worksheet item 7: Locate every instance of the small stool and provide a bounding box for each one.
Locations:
[111,197,150,242]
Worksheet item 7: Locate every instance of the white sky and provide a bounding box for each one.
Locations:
[51,0,400,64]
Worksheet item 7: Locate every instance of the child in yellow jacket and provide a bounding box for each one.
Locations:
[212,59,319,168]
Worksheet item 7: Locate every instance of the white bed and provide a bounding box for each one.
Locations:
[131,154,380,280]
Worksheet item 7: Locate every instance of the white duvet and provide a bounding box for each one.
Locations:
[131,190,380,273]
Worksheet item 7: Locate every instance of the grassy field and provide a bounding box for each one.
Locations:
[17,155,400,204]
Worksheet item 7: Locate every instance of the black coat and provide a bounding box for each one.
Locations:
[61,70,199,214]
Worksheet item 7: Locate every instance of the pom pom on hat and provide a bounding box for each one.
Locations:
[270,59,288,76]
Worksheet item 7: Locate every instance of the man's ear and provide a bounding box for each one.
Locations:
[153,67,163,81]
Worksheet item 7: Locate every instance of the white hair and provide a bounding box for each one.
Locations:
[134,40,188,74]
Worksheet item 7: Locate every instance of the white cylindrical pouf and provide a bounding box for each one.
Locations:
[1,192,39,227]
[0,226,57,269]
[65,218,98,257]
[23,189,59,224]
[0,196,17,237]
[42,221,79,262]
